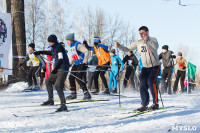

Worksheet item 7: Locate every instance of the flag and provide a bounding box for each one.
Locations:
[188,62,196,79]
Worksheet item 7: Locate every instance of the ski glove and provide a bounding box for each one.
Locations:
[19,63,23,67]
[182,66,186,70]
[51,69,57,74]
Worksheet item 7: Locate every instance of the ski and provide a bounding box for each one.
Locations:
[118,106,174,120]
[55,99,110,104]
[13,107,89,118]
[92,93,127,97]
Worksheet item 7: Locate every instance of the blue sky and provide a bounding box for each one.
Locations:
[68,0,200,66]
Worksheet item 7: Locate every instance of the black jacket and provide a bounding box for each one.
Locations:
[123,54,138,68]
[159,50,176,68]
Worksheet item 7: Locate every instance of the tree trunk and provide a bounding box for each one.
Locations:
[8,0,26,83]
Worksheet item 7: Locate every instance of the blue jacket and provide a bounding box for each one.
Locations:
[70,41,85,65]
[111,55,124,71]
[51,43,70,70]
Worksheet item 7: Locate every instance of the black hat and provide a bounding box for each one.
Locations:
[28,43,35,49]
[47,34,58,43]
[162,45,168,51]
[178,52,182,56]
[110,49,116,54]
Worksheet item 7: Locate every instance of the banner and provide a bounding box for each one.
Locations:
[188,62,196,79]
[0,13,12,75]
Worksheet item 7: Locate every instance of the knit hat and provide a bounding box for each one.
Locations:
[28,43,35,49]
[47,34,58,43]
[178,52,182,56]
[93,36,100,43]
[66,33,75,41]
[162,45,168,51]
[110,49,116,54]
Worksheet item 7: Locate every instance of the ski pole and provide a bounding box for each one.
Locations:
[70,73,86,84]
[116,42,122,109]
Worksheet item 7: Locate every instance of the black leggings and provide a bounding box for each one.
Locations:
[69,64,88,92]
[93,62,110,90]
[173,70,186,93]
[28,66,41,86]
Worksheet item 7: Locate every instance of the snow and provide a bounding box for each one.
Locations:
[0,82,200,133]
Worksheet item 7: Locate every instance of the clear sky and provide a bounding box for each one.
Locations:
[68,0,200,66]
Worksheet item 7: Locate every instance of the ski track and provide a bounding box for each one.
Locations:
[0,82,200,133]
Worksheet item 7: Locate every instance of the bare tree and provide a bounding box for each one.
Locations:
[10,0,26,82]
[25,0,45,45]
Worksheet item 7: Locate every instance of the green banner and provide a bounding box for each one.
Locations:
[188,62,196,79]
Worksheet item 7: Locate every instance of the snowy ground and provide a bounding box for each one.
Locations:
[0,82,200,133]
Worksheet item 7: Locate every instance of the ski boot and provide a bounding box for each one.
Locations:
[102,88,110,95]
[111,88,117,94]
[41,99,54,106]
[66,92,77,100]
[91,89,99,95]
[83,91,92,100]
[56,104,68,112]
[134,106,148,112]
[148,103,159,110]
[24,85,33,91]
[32,85,40,90]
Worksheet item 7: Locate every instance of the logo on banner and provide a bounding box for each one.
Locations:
[0,18,7,45]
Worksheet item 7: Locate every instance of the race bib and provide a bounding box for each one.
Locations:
[141,45,147,52]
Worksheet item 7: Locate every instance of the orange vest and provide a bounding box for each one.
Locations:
[94,45,111,65]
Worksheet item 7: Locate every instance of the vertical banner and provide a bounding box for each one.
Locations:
[0,13,12,75]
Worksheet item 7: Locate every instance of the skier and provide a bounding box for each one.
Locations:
[34,34,70,112]
[173,52,188,93]
[84,37,111,94]
[115,26,161,111]
[65,33,91,100]
[158,45,176,94]
[122,51,138,91]
[109,49,124,93]
[87,51,98,91]
[45,46,53,80]
[20,43,45,90]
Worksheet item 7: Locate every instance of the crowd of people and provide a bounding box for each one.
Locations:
[20,26,192,112]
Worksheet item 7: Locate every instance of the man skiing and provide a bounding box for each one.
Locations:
[84,37,111,94]
[34,34,70,112]
[122,51,138,90]
[65,33,91,100]
[159,45,176,94]
[173,52,188,93]
[115,26,161,111]
[109,49,124,93]
[20,43,45,90]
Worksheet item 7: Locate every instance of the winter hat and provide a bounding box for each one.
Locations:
[47,34,58,43]
[110,49,116,54]
[162,45,168,51]
[93,36,100,43]
[178,52,182,56]
[28,43,35,49]
[66,33,75,41]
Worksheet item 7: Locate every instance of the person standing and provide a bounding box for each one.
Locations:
[122,51,138,90]
[20,43,45,90]
[115,26,161,111]
[158,45,176,94]
[84,37,111,94]
[87,51,98,91]
[173,52,188,94]
[65,33,91,100]
[35,34,70,112]
[109,49,124,93]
